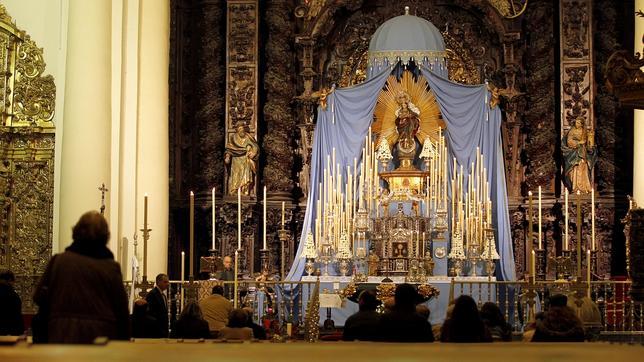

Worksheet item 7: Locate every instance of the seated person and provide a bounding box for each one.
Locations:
[441,295,492,343]
[343,290,381,341]
[219,308,254,340]
[379,284,434,342]
[173,302,211,339]
[0,269,24,336]
[242,307,267,340]
[199,285,233,338]
[131,299,164,338]
[480,302,512,342]
[531,294,584,342]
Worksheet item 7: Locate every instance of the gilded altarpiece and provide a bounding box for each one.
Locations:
[0,6,56,312]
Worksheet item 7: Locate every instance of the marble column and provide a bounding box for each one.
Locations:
[136,0,170,277]
[59,0,112,251]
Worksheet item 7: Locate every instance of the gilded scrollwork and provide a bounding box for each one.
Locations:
[0,5,55,313]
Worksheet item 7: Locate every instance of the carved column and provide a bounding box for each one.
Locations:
[225,0,259,197]
[263,0,296,197]
[560,0,595,192]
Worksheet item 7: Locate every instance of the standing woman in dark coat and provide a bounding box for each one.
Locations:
[33,211,129,343]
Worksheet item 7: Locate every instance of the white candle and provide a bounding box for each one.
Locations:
[281,201,285,228]
[189,191,194,277]
[538,186,542,249]
[263,186,267,250]
[180,251,185,282]
[237,188,242,250]
[212,187,216,250]
[591,188,595,250]
[565,188,569,251]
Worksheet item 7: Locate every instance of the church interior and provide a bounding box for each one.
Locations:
[1,0,644,359]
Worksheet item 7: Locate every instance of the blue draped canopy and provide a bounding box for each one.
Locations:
[287,65,516,282]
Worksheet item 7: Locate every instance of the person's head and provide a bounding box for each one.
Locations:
[227,308,249,328]
[236,124,247,137]
[549,294,568,308]
[156,273,169,291]
[180,302,204,320]
[445,295,486,342]
[575,117,584,128]
[212,285,224,296]
[416,304,430,320]
[357,290,379,312]
[480,302,505,326]
[242,307,254,324]
[394,283,418,311]
[0,269,15,287]
[396,91,410,106]
[72,211,110,246]
[223,256,233,270]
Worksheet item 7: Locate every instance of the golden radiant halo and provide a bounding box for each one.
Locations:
[372,71,445,150]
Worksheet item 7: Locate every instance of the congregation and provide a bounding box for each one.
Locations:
[0,211,590,344]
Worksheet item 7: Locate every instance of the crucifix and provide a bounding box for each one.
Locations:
[98,183,109,215]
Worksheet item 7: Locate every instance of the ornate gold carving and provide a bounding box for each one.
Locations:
[605,50,644,108]
[226,1,258,196]
[487,0,528,19]
[443,32,481,85]
[13,37,55,127]
[0,5,56,313]
[561,0,590,59]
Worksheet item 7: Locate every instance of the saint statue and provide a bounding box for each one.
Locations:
[393,91,421,161]
[225,123,259,195]
[562,117,597,193]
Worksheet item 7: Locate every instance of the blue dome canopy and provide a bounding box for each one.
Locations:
[367,7,446,76]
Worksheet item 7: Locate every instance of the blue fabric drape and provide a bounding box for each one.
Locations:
[286,67,392,280]
[421,69,516,281]
[287,65,516,282]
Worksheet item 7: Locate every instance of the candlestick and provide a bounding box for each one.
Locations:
[212,187,216,251]
[528,191,533,252]
[531,249,536,284]
[263,186,267,250]
[180,251,185,308]
[565,188,569,251]
[143,193,148,277]
[576,190,581,276]
[237,188,242,250]
[591,188,595,251]
[189,191,194,278]
[233,250,239,308]
[587,249,591,282]
[538,186,542,250]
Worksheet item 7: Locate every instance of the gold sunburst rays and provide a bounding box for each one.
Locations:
[372,71,444,149]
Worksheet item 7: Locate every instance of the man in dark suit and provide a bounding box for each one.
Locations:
[216,256,235,300]
[145,273,169,337]
[342,290,380,341]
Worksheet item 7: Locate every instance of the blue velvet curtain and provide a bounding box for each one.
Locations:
[286,66,393,280]
[421,68,516,281]
[287,64,516,282]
